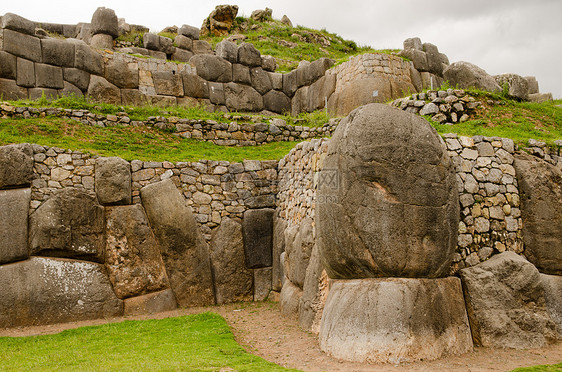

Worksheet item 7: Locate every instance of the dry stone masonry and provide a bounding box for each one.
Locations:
[0,102,338,146]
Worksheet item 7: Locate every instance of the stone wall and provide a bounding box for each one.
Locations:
[28,144,278,241]
[0,101,338,146]
[0,16,335,115]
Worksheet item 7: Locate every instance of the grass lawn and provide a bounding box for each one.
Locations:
[0,312,299,371]
[0,117,299,162]
[511,363,562,372]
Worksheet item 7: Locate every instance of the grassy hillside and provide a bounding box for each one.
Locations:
[200,16,398,71]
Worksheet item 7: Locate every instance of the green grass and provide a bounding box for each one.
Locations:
[0,117,299,162]
[510,363,562,372]
[0,312,298,371]
[5,95,333,127]
[430,96,562,147]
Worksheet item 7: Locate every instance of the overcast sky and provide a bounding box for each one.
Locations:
[2,0,561,98]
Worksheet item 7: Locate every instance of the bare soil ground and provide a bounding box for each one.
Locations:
[1,301,561,372]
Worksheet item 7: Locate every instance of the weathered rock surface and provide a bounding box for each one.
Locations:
[254,267,272,301]
[443,61,501,92]
[225,82,264,114]
[0,143,33,188]
[460,252,557,348]
[123,289,177,316]
[191,54,232,83]
[0,188,30,264]
[317,103,459,279]
[104,205,169,299]
[29,188,105,262]
[95,156,132,205]
[284,217,314,288]
[0,257,123,328]
[243,208,274,269]
[320,277,472,363]
[280,279,303,319]
[140,179,215,307]
[540,274,562,338]
[179,24,200,40]
[209,217,253,304]
[298,244,329,334]
[495,73,529,101]
[514,152,562,275]
[87,75,121,105]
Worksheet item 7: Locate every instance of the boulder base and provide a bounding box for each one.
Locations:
[319,277,473,364]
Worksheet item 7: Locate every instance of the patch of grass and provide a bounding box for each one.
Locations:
[0,117,299,162]
[429,98,562,147]
[116,29,144,46]
[157,31,177,40]
[510,363,562,372]
[0,313,299,371]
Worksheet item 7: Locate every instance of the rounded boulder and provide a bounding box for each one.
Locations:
[316,103,459,279]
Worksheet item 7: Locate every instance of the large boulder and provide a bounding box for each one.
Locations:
[0,257,123,328]
[237,43,262,67]
[224,82,264,112]
[123,289,177,316]
[443,61,501,92]
[201,5,239,37]
[105,205,169,299]
[317,103,459,279]
[179,24,200,40]
[41,38,75,67]
[140,179,215,307]
[91,7,119,38]
[209,217,253,304]
[495,73,529,101]
[280,279,302,319]
[243,208,274,269]
[514,152,562,275]
[460,252,557,348]
[0,188,31,264]
[104,60,139,89]
[319,277,473,363]
[95,157,131,206]
[87,75,121,105]
[215,40,238,63]
[0,143,33,188]
[1,13,35,35]
[190,54,232,83]
[29,188,105,262]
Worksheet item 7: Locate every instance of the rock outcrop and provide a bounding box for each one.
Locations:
[201,5,239,37]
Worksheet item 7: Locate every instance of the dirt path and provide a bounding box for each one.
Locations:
[1,301,561,372]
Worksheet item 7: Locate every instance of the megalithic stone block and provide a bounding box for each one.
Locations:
[140,178,215,307]
[243,208,274,269]
[0,188,31,264]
